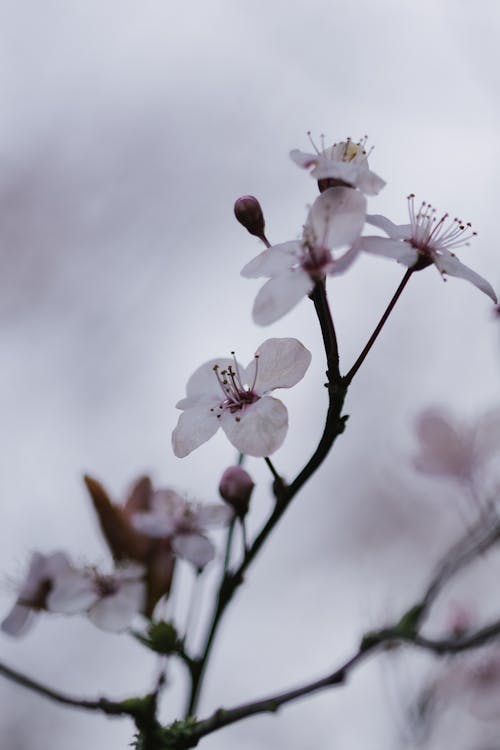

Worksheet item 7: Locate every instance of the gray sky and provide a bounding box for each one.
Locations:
[1,1,500,748]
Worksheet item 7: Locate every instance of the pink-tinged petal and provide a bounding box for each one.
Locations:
[475,408,500,461]
[414,409,474,479]
[307,187,366,248]
[1,604,34,637]
[252,269,313,326]
[132,511,176,538]
[47,571,97,614]
[172,533,215,568]
[244,338,311,394]
[194,504,234,527]
[241,243,301,279]
[359,236,418,266]
[326,244,359,275]
[87,582,144,632]
[221,396,288,457]
[366,214,411,240]
[433,251,497,303]
[181,358,235,403]
[356,170,386,196]
[289,149,319,169]
[172,406,220,458]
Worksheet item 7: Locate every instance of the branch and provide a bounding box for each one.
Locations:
[0,660,129,716]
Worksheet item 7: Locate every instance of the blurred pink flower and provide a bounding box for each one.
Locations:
[132,490,232,569]
[1,551,72,637]
[413,406,500,484]
[172,338,311,457]
[48,562,145,632]
[290,135,385,195]
[241,187,365,325]
[360,195,497,302]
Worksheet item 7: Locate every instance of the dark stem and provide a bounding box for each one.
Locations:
[310,279,341,382]
[0,660,130,716]
[343,269,413,385]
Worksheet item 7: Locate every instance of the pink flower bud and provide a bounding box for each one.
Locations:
[234,195,266,239]
[219,466,254,517]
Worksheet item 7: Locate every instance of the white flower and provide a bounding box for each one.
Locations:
[241,187,366,325]
[413,406,500,485]
[131,490,232,569]
[290,134,385,195]
[48,562,145,632]
[360,195,497,302]
[1,551,72,637]
[172,337,311,458]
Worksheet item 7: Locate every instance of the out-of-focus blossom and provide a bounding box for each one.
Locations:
[413,406,500,485]
[48,562,145,632]
[241,188,365,324]
[360,195,497,302]
[132,490,232,569]
[172,338,311,458]
[290,134,385,196]
[1,551,72,637]
[84,475,175,617]
[219,465,254,518]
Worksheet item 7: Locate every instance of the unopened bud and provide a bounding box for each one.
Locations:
[219,465,254,518]
[234,195,266,239]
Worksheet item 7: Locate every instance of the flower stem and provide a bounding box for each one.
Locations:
[310,279,341,382]
[343,269,413,385]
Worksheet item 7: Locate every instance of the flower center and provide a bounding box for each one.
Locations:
[93,572,119,598]
[301,242,333,279]
[407,193,477,257]
[212,353,260,420]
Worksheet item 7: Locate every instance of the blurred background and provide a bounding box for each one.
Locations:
[1,0,500,747]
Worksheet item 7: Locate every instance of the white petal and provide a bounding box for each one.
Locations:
[356,170,386,196]
[47,571,97,614]
[307,187,366,248]
[366,214,410,239]
[289,149,319,169]
[327,244,360,275]
[172,406,220,458]
[252,269,313,326]
[1,604,35,637]
[433,251,497,303]
[182,358,235,402]
[359,236,418,266]
[244,337,311,394]
[311,159,360,185]
[221,396,288,457]
[88,582,144,632]
[241,243,301,279]
[132,511,176,538]
[172,533,215,568]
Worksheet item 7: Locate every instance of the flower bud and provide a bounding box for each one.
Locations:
[234,195,266,239]
[219,465,254,518]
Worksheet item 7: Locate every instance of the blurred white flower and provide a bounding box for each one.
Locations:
[1,551,72,637]
[241,187,365,325]
[360,195,497,302]
[413,406,500,485]
[172,337,311,458]
[290,134,385,195]
[132,490,232,569]
[48,562,145,632]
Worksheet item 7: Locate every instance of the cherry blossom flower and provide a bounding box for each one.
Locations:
[413,406,500,485]
[290,134,385,195]
[132,490,232,569]
[84,474,175,617]
[48,562,145,632]
[172,337,311,458]
[1,551,72,636]
[360,195,497,302]
[241,187,366,325]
